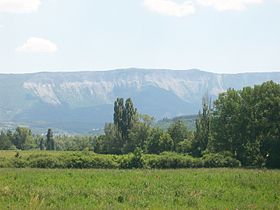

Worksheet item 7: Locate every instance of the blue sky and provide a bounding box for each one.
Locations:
[0,0,279,74]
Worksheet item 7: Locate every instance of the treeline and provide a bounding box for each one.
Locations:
[0,128,95,151]
[0,81,279,168]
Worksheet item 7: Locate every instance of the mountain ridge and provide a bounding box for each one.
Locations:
[1,68,279,76]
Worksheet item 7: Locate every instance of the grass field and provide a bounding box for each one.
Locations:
[0,168,279,209]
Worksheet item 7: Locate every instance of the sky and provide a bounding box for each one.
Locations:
[0,0,280,74]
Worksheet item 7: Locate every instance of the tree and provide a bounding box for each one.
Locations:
[0,131,12,150]
[210,89,241,154]
[111,98,138,153]
[177,133,194,154]
[12,127,34,150]
[123,114,154,153]
[254,81,280,167]
[158,133,174,153]
[210,81,280,167]
[192,96,212,157]
[123,98,137,139]
[146,127,163,154]
[46,129,55,150]
[167,120,190,151]
[114,98,137,139]
[103,123,123,154]
[114,98,125,138]
[38,137,45,150]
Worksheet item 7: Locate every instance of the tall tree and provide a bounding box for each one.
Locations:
[113,98,125,137]
[192,96,212,157]
[112,97,138,153]
[210,89,241,154]
[123,98,137,139]
[46,129,55,150]
[39,137,45,150]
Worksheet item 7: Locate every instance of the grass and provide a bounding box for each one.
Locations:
[0,168,279,209]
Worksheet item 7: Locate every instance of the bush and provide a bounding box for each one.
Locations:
[12,158,27,168]
[29,156,61,168]
[61,153,118,169]
[119,148,144,169]
[0,151,242,169]
[143,152,199,169]
[0,157,12,168]
[119,154,134,169]
[202,153,241,168]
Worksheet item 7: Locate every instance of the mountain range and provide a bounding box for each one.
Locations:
[0,68,279,134]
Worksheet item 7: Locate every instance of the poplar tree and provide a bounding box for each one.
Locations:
[46,128,55,150]
[192,96,212,156]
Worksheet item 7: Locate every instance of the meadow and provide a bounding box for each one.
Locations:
[0,168,279,209]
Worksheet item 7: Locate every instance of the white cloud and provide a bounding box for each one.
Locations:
[0,24,4,28]
[144,0,195,17]
[196,0,263,11]
[0,0,41,13]
[16,37,58,53]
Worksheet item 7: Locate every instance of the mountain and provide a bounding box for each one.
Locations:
[0,68,279,134]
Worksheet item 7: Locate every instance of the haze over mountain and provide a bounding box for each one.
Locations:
[0,68,279,134]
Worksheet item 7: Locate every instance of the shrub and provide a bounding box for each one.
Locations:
[13,159,27,168]
[29,156,61,168]
[61,153,118,169]
[0,151,241,169]
[143,152,198,169]
[0,157,12,168]
[119,154,134,169]
[202,153,241,168]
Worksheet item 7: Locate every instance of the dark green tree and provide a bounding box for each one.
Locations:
[46,129,55,150]
[103,123,123,154]
[124,114,153,153]
[39,137,45,150]
[113,98,125,138]
[12,127,34,150]
[111,98,138,153]
[254,81,280,167]
[146,127,164,154]
[123,98,137,139]
[210,89,241,154]
[210,81,280,167]
[177,132,194,154]
[158,133,174,153]
[167,120,190,151]
[192,96,212,157]
[0,131,12,150]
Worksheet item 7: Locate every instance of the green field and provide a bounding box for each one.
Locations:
[0,168,279,209]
